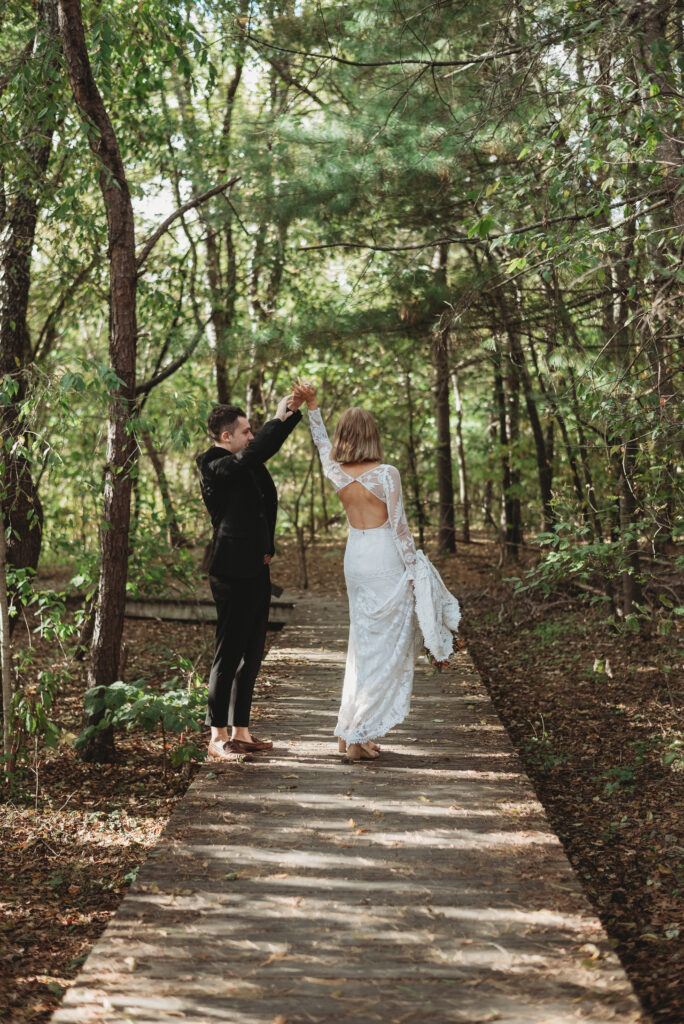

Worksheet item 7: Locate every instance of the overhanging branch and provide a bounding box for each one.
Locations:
[136,177,240,272]
[242,32,565,70]
[134,317,211,397]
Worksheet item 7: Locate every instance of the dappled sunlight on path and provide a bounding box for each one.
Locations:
[51,594,646,1024]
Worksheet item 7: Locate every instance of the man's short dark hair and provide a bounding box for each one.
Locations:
[208,404,247,442]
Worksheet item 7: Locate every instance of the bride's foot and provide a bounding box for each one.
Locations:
[344,742,380,762]
[338,738,380,754]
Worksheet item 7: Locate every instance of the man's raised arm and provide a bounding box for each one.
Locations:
[207,396,302,481]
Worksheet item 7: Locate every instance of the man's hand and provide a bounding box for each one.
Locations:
[275,394,296,421]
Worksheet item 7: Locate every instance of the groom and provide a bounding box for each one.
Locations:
[196,394,303,761]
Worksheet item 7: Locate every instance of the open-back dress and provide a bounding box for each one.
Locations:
[308,408,461,745]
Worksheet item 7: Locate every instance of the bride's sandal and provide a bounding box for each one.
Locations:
[338,738,380,754]
[344,742,380,762]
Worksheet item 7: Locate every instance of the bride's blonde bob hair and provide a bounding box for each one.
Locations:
[331,407,383,464]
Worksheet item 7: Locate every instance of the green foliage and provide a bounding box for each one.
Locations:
[662,736,684,771]
[0,0,680,667]
[76,678,207,772]
[520,724,569,772]
[10,669,64,752]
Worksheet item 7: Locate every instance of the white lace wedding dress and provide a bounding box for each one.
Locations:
[308,408,461,745]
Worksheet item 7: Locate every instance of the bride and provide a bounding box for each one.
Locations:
[293,382,461,762]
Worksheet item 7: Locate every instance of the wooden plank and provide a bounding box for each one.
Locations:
[51,594,647,1024]
[123,597,295,626]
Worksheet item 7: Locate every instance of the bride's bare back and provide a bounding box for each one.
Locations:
[338,462,388,529]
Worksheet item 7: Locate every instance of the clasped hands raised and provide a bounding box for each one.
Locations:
[276,381,318,421]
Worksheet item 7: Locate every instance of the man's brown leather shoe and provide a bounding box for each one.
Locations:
[230,735,273,752]
[208,739,254,762]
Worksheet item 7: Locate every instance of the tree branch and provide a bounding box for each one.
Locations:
[136,177,240,271]
[242,32,565,70]
[135,317,210,397]
[33,255,100,361]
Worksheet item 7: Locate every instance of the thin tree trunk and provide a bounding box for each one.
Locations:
[504,315,554,531]
[0,2,58,604]
[58,0,138,762]
[451,370,470,543]
[291,457,314,589]
[212,4,246,402]
[618,438,643,617]
[430,245,456,553]
[507,356,523,556]
[140,429,188,549]
[0,496,13,756]
[568,368,603,541]
[432,326,456,553]
[308,464,316,544]
[318,458,329,534]
[405,367,426,548]
[528,336,596,533]
[494,340,521,560]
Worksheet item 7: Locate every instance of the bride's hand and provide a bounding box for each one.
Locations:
[293,380,318,410]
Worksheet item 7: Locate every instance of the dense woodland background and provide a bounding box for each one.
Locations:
[0,0,682,1018]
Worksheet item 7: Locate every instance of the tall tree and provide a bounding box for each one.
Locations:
[0,0,60,590]
[57,0,138,761]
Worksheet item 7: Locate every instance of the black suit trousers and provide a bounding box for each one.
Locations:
[205,567,271,728]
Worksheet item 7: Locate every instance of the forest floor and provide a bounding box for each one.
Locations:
[0,532,682,1024]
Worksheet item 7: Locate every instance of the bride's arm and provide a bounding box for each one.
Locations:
[297,386,344,487]
[384,466,418,575]
[307,406,336,476]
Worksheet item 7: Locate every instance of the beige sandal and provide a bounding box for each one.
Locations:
[338,737,380,754]
[344,742,380,762]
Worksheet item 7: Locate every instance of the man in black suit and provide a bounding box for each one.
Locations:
[196,394,303,761]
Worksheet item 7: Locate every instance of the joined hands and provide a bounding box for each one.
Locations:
[274,381,318,421]
[292,380,318,410]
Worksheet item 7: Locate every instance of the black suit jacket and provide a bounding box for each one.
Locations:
[196,411,302,579]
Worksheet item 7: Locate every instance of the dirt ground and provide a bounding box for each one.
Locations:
[1,530,682,1023]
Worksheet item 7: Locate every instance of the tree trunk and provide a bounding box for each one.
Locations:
[451,370,470,543]
[430,245,456,553]
[58,0,138,762]
[0,2,59,620]
[318,457,329,533]
[568,368,603,541]
[0,496,14,757]
[140,429,188,549]
[432,327,456,553]
[308,463,316,544]
[493,340,521,560]
[205,226,235,405]
[503,311,554,532]
[405,367,426,548]
[507,357,523,557]
[618,439,643,617]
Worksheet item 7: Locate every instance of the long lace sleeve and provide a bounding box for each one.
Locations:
[308,408,349,491]
[383,466,418,576]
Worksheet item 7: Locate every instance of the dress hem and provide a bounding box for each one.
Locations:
[335,707,410,744]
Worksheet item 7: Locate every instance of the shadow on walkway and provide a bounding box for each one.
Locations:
[52,594,646,1024]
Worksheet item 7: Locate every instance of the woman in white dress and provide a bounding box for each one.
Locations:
[293,383,461,762]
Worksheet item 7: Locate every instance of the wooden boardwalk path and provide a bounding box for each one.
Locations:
[52,594,646,1024]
